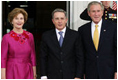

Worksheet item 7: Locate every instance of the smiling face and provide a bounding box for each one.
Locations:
[52,12,68,31]
[88,4,103,24]
[12,13,25,29]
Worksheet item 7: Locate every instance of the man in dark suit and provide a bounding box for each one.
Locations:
[78,1,117,79]
[40,8,84,79]
[80,1,117,23]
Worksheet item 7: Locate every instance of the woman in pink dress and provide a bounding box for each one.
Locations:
[1,8,36,79]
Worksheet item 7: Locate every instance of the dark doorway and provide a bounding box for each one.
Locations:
[2,1,67,78]
[34,1,66,78]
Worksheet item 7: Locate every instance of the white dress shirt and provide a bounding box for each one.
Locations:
[91,19,102,40]
[56,27,66,41]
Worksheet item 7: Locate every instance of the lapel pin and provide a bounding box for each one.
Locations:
[104,30,106,32]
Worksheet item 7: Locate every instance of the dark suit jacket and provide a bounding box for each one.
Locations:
[40,27,84,79]
[78,19,117,79]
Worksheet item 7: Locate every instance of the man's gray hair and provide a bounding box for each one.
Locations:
[87,1,104,12]
[52,8,67,19]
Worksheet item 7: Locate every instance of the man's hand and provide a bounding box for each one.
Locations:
[74,77,80,79]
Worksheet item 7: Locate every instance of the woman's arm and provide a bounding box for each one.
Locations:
[1,35,9,79]
[33,66,36,79]
[1,68,6,79]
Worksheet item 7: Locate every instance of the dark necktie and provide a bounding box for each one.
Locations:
[58,31,63,47]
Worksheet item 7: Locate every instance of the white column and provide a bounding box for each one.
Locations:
[70,1,90,31]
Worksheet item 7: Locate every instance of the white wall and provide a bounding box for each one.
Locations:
[70,1,90,31]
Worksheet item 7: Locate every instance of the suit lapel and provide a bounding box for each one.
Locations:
[98,20,107,51]
[87,23,97,52]
[51,29,60,48]
[61,27,71,49]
